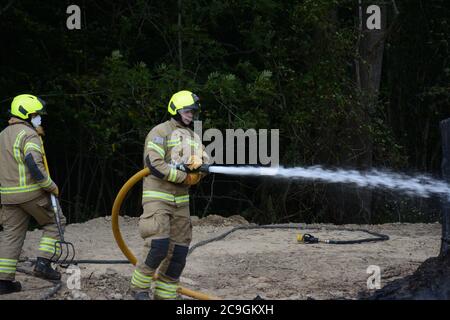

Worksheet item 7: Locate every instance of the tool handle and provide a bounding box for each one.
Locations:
[50,193,58,211]
[50,194,64,241]
[39,137,65,241]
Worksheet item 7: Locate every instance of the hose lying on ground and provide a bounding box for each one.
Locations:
[20,258,130,264]
[188,223,390,255]
[19,223,389,265]
[17,223,389,265]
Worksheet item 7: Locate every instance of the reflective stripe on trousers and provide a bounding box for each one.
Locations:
[154,280,178,299]
[0,258,17,275]
[142,190,189,205]
[39,237,61,255]
[131,269,153,289]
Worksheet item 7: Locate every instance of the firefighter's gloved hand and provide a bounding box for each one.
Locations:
[51,186,59,197]
[183,173,202,185]
[186,155,202,171]
[36,126,45,136]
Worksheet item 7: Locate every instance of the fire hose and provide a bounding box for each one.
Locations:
[111,167,219,300]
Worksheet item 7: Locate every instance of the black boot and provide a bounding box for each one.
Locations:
[131,291,151,300]
[0,280,22,295]
[33,257,61,281]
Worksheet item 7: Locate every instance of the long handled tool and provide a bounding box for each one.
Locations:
[39,136,75,268]
[49,194,75,268]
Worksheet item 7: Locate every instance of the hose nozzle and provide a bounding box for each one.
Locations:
[175,163,211,173]
[199,164,211,173]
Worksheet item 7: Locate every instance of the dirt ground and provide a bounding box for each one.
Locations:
[0,214,442,300]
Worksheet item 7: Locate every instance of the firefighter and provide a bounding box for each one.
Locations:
[0,94,65,295]
[130,90,209,300]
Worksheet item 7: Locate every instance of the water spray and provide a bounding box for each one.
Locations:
[188,164,450,200]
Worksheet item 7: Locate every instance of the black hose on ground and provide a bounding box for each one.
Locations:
[188,223,390,255]
[19,224,389,264]
[20,258,130,265]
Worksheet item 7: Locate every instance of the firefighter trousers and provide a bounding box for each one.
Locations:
[130,201,192,296]
[0,194,66,281]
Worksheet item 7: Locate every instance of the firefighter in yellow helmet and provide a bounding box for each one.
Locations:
[0,94,65,295]
[130,90,210,300]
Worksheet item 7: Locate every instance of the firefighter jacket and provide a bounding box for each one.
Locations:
[0,118,57,204]
[142,118,209,208]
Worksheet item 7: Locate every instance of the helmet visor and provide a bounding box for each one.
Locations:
[178,105,200,121]
[36,97,47,115]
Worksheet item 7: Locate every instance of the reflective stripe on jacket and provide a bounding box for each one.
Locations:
[0,118,57,204]
[143,118,209,207]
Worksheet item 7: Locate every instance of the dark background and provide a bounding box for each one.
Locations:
[0,0,449,225]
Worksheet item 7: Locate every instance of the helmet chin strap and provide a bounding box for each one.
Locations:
[174,112,194,128]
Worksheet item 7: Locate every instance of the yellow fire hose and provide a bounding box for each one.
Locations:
[111,167,219,300]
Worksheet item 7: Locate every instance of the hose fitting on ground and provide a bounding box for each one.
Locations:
[297,233,320,244]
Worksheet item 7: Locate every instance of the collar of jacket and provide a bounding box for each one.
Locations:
[170,117,196,131]
[8,117,36,131]
[170,117,186,129]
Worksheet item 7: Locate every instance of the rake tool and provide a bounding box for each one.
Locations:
[49,194,75,268]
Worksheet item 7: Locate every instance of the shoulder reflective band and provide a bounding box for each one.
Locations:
[24,142,42,154]
[14,130,27,186]
[143,191,189,204]
[167,168,177,182]
[147,141,165,158]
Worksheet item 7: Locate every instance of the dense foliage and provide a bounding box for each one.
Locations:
[0,0,449,224]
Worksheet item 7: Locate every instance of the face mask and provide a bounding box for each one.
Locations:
[31,115,42,128]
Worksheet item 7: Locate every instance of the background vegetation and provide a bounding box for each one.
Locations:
[1,0,449,224]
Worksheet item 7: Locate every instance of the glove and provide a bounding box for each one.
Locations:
[183,173,202,186]
[35,126,45,136]
[186,155,203,171]
[51,186,59,197]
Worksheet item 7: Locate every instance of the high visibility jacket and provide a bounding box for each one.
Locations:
[0,118,57,204]
[143,118,209,207]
